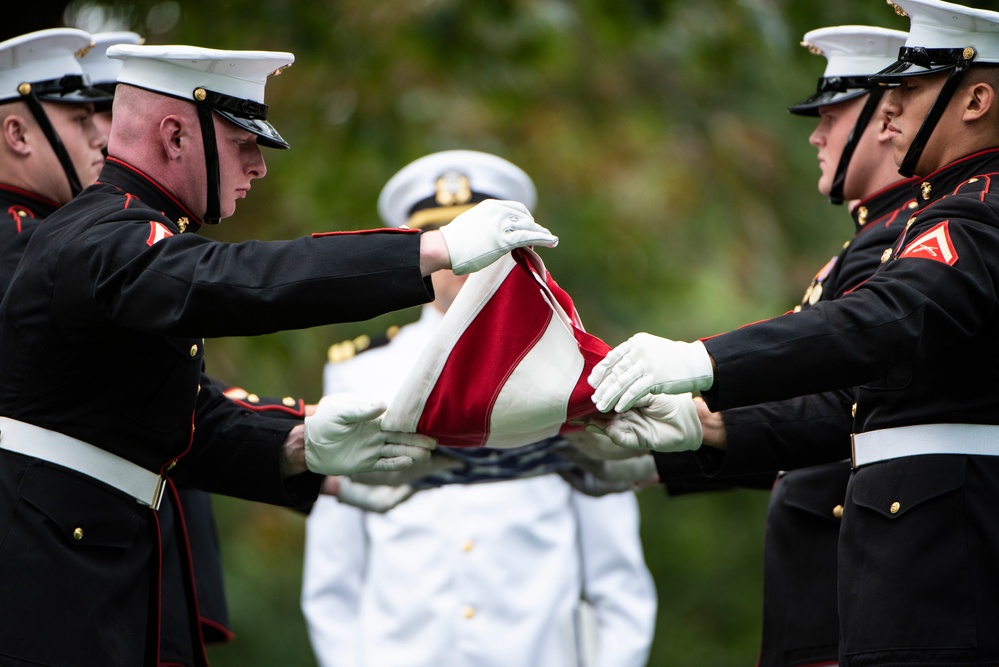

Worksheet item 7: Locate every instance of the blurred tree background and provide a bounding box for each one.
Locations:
[10,0,977,664]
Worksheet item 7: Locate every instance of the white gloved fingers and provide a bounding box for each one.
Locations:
[378,442,435,463]
[561,429,644,460]
[438,199,557,275]
[367,455,418,473]
[587,341,633,388]
[310,393,386,427]
[380,431,437,450]
[613,379,660,414]
[600,454,658,482]
[337,477,415,513]
[591,360,650,413]
[600,393,703,453]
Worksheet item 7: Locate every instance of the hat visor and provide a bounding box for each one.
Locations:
[37,86,115,107]
[787,88,869,116]
[216,109,289,149]
[869,59,954,84]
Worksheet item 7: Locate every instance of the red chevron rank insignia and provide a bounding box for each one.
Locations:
[146,221,174,246]
[899,221,958,266]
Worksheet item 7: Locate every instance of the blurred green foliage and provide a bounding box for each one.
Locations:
[50,0,937,664]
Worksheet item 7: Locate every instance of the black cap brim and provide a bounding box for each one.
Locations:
[787,88,869,116]
[216,109,289,149]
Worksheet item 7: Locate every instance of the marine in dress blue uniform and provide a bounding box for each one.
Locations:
[656,26,914,667]
[0,45,553,667]
[591,2,999,665]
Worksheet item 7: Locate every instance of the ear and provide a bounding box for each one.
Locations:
[1,113,32,156]
[962,80,996,123]
[158,115,185,161]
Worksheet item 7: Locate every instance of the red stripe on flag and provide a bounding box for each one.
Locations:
[418,253,554,447]
[534,260,610,424]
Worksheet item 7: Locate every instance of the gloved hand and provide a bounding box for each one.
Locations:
[304,394,436,476]
[336,476,416,514]
[586,393,703,453]
[559,443,659,483]
[588,334,714,413]
[348,451,464,487]
[558,468,635,497]
[437,199,558,275]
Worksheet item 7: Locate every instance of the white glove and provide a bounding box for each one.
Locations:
[304,394,436,476]
[588,334,714,413]
[587,393,703,453]
[437,199,558,275]
[348,451,463,486]
[336,477,415,513]
[559,444,659,483]
[558,468,635,497]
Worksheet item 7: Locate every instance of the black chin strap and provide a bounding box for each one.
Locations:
[829,87,886,205]
[194,102,221,225]
[20,90,84,197]
[898,59,974,178]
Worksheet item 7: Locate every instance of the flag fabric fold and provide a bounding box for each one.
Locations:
[383,247,610,448]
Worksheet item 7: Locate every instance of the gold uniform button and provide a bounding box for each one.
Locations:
[462,605,476,620]
[907,200,918,209]
[968,178,980,184]
[462,539,474,553]
[17,210,27,217]
[890,501,901,514]
[282,396,296,407]
[72,527,84,541]
[247,394,260,403]
[881,248,893,263]
[832,505,844,519]
[189,344,198,357]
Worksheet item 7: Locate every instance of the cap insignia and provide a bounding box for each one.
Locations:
[435,171,472,207]
[886,1,907,17]
[270,64,292,77]
[800,40,823,56]
[76,43,95,60]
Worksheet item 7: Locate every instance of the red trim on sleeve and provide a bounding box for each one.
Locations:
[311,228,420,238]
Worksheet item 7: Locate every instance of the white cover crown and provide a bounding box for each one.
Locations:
[379,150,537,228]
[803,25,908,78]
[78,31,143,85]
[893,0,999,65]
[0,28,92,101]
[108,44,293,104]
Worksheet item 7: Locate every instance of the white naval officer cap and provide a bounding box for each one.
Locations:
[874,0,999,79]
[0,28,111,105]
[107,44,294,148]
[788,26,908,116]
[378,149,538,229]
[79,31,143,89]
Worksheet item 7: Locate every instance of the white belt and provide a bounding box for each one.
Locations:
[0,417,165,509]
[851,423,999,468]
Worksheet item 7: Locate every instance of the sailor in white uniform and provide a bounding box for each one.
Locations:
[301,150,657,667]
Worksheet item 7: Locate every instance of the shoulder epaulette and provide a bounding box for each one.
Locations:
[327,325,400,364]
[222,386,306,418]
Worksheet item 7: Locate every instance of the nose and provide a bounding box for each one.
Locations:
[809,123,824,148]
[881,87,900,120]
[248,146,266,180]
